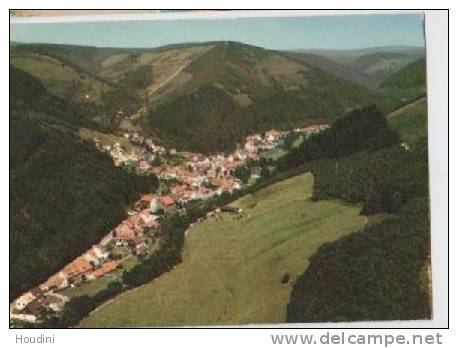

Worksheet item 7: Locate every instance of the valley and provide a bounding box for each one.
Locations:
[9,38,430,327]
[79,173,366,327]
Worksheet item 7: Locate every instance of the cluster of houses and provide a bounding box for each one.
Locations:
[244,129,291,153]
[293,125,330,139]
[10,287,69,325]
[97,125,329,196]
[11,124,330,326]
[10,194,163,325]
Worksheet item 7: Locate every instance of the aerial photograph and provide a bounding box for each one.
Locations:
[10,11,430,328]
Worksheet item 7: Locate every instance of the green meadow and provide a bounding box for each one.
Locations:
[81,173,366,327]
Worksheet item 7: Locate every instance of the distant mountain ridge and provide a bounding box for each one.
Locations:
[287,46,425,89]
[11,41,400,153]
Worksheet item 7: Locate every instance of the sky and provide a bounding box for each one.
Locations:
[10,13,425,50]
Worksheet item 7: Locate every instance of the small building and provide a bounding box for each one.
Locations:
[14,292,36,312]
[43,293,68,313]
[88,261,119,279]
[114,227,135,245]
[41,271,68,291]
[23,299,43,317]
[139,194,160,212]
[62,257,93,284]
[161,196,175,207]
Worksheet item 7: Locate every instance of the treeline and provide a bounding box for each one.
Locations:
[284,106,431,322]
[48,166,314,328]
[49,190,245,327]
[287,196,430,322]
[276,105,399,171]
[312,138,428,215]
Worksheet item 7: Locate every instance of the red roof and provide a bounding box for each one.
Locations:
[89,261,118,278]
[115,229,134,240]
[63,257,92,276]
[162,196,174,206]
[124,220,135,229]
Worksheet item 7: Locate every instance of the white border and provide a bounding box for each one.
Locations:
[4,7,449,341]
[9,9,426,24]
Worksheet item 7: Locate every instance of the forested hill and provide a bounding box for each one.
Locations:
[142,42,396,154]
[381,58,426,90]
[11,41,398,154]
[281,105,430,322]
[10,68,158,300]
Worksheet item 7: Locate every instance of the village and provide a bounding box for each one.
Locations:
[10,124,329,325]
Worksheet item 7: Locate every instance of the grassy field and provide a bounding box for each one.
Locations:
[78,128,134,152]
[388,99,428,144]
[80,173,366,327]
[61,272,121,298]
[61,256,140,299]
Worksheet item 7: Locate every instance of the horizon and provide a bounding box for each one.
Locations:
[9,39,425,52]
[10,14,425,51]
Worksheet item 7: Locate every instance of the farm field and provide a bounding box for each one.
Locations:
[80,172,366,327]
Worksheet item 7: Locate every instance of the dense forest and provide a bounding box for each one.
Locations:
[287,197,430,322]
[10,68,158,300]
[284,106,430,322]
[145,86,395,155]
[140,42,396,154]
[276,105,399,171]
[144,85,247,154]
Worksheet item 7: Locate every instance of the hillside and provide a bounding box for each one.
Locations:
[291,46,425,89]
[79,102,430,326]
[141,42,397,153]
[282,51,376,89]
[80,173,366,327]
[381,58,426,90]
[285,102,430,322]
[10,68,158,300]
[296,46,424,63]
[287,141,430,322]
[11,41,397,154]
